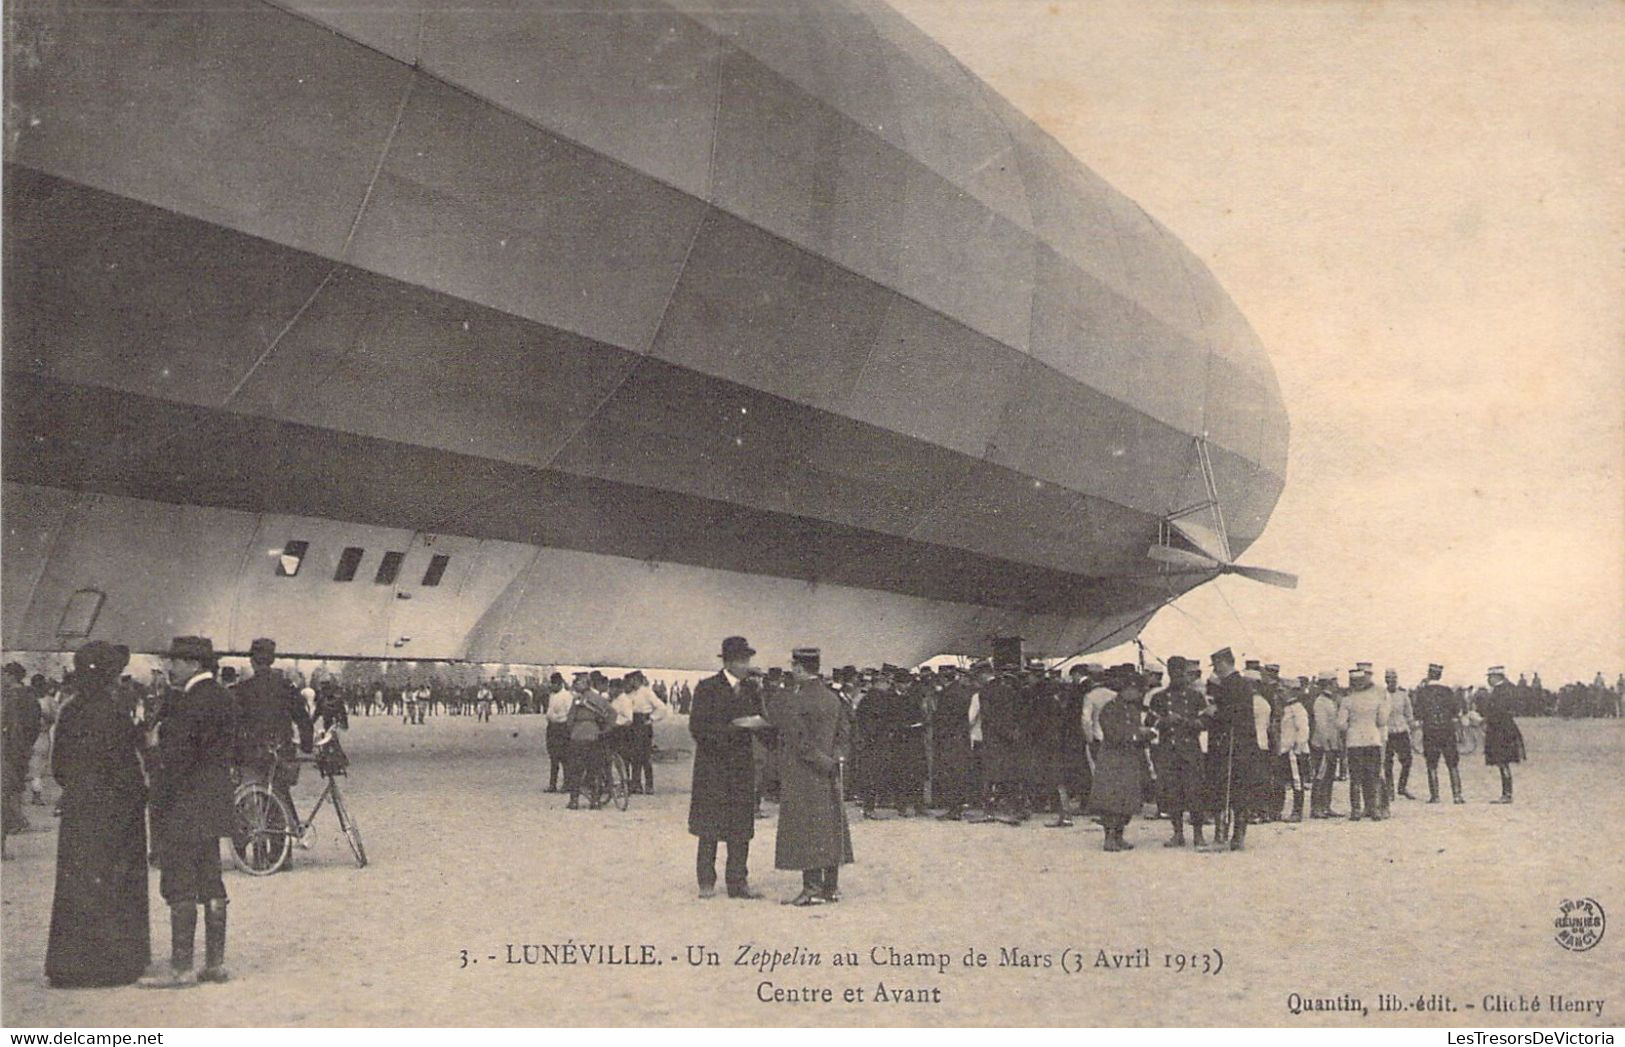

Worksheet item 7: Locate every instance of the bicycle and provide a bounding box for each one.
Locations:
[231,732,366,875]
[588,743,632,812]
[1454,716,1482,756]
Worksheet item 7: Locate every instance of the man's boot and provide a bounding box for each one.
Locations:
[1191,823,1206,849]
[1165,817,1186,847]
[1102,826,1122,852]
[1399,763,1415,799]
[1287,790,1304,823]
[1493,773,1512,804]
[140,906,198,988]
[1449,766,1465,804]
[1426,767,1440,803]
[198,899,229,983]
[1228,819,1247,851]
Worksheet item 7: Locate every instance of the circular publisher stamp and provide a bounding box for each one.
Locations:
[1553,898,1605,952]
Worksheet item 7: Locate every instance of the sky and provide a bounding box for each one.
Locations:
[892,0,1624,685]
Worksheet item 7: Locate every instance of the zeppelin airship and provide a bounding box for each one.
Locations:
[2,0,1289,670]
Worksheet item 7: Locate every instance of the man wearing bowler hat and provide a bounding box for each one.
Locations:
[141,636,237,988]
[688,636,768,899]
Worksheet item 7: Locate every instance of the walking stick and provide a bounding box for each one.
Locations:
[1217,729,1234,846]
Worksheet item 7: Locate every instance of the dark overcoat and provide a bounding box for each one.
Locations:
[768,678,854,871]
[46,681,150,987]
[1482,683,1527,765]
[232,668,313,762]
[930,679,978,807]
[152,676,237,842]
[1202,673,1269,816]
[687,672,758,841]
[977,677,1025,784]
[1085,695,1147,817]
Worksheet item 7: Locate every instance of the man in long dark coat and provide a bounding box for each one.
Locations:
[888,670,928,817]
[46,642,150,988]
[975,669,1027,824]
[770,649,853,906]
[688,636,766,899]
[931,668,978,819]
[855,673,893,818]
[1201,648,1268,852]
[1482,666,1526,803]
[141,636,236,988]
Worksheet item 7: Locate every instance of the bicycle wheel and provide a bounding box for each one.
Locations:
[231,782,293,875]
[329,779,367,868]
[610,753,631,811]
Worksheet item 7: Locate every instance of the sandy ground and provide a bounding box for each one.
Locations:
[2,715,1620,1028]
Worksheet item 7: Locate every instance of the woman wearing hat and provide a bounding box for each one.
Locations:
[45,641,150,988]
[1085,671,1154,851]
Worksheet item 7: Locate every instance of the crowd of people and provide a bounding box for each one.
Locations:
[1,630,1618,969]
[703,649,1549,862]
[1,636,350,991]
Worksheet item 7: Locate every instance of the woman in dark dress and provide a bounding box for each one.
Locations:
[45,641,150,988]
[1086,673,1153,851]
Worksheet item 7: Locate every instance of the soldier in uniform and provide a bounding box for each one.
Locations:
[1309,672,1342,817]
[1201,648,1267,851]
[1383,668,1418,802]
[141,637,236,988]
[1148,657,1208,846]
[1274,675,1312,822]
[231,639,313,838]
[1482,666,1526,803]
[1413,663,1464,803]
[1337,665,1389,821]
[770,648,854,906]
[542,673,571,792]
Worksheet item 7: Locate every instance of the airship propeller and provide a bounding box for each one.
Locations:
[1144,436,1298,589]
[1145,542,1298,589]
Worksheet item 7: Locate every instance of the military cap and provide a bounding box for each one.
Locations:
[1487,665,1506,676]
[249,637,277,660]
[1356,661,1374,673]
[1165,656,1189,671]
[1427,663,1444,679]
[1317,670,1338,683]
[791,647,821,673]
[1244,658,1262,671]
[1210,647,1235,664]
[165,635,215,662]
[1264,663,1281,676]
